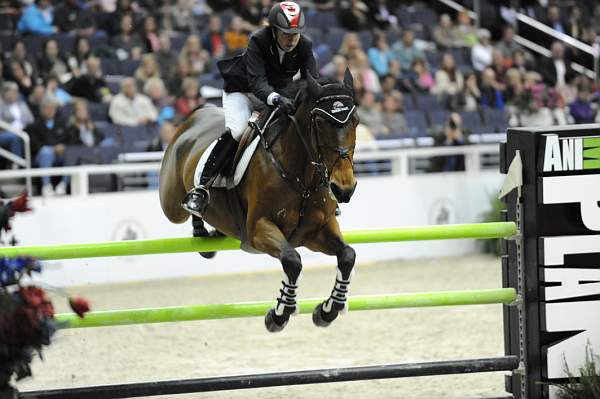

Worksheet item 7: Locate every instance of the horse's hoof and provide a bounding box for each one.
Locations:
[312,302,338,328]
[199,251,217,259]
[264,308,289,333]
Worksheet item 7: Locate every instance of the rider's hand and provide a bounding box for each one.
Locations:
[273,95,295,114]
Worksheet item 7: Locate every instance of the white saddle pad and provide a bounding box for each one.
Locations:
[194,135,261,189]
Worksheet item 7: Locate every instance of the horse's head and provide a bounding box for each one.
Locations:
[305,69,358,203]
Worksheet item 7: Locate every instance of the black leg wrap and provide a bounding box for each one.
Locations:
[313,245,355,328]
[265,249,302,333]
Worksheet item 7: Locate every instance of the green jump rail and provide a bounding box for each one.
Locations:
[0,222,516,260]
[56,288,517,329]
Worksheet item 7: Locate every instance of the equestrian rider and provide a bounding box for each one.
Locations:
[182,1,318,217]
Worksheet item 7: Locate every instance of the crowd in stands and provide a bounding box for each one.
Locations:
[0,0,600,193]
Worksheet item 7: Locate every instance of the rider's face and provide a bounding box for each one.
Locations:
[275,30,300,52]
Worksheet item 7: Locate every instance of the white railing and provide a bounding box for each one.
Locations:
[0,120,32,195]
[0,144,500,197]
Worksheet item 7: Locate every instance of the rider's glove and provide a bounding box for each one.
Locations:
[273,94,295,114]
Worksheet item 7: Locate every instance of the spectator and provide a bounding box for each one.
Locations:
[135,53,161,86]
[67,36,92,79]
[462,71,481,112]
[45,74,72,105]
[0,82,33,160]
[37,38,69,82]
[512,49,532,74]
[349,51,381,93]
[175,77,204,119]
[515,71,557,127]
[9,40,37,81]
[433,14,458,49]
[367,0,397,30]
[409,57,434,94]
[68,56,111,103]
[26,95,71,196]
[495,25,520,61]
[337,0,369,31]
[53,0,95,35]
[141,15,161,53]
[224,16,249,56]
[7,60,33,97]
[432,53,464,97]
[155,33,176,78]
[380,93,408,139]
[570,81,595,124]
[566,6,584,40]
[203,14,226,59]
[452,10,477,47]
[106,0,138,35]
[356,91,385,135]
[161,0,195,33]
[239,0,271,27]
[110,13,145,61]
[146,120,176,151]
[480,67,505,109]
[491,49,508,84]
[539,41,575,88]
[66,99,112,148]
[392,29,424,72]
[471,29,493,72]
[144,77,174,125]
[180,34,210,76]
[321,55,349,82]
[380,74,401,98]
[338,32,364,66]
[27,83,46,118]
[367,31,394,77]
[16,0,56,35]
[545,5,565,34]
[109,77,158,126]
[430,112,466,172]
[167,56,194,97]
[504,68,524,105]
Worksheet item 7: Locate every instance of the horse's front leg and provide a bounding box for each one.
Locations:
[250,217,302,333]
[305,218,356,328]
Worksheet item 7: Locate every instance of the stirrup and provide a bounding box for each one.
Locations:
[181,186,210,217]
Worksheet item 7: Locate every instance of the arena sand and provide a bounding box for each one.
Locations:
[18,254,509,398]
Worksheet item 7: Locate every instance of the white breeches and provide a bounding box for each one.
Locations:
[222,91,253,141]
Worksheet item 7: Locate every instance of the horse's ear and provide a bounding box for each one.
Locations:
[307,71,322,98]
[343,67,354,91]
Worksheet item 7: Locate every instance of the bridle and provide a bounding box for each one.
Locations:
[257,85,356,201]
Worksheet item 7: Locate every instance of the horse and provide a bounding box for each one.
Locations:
[159,70,359,332]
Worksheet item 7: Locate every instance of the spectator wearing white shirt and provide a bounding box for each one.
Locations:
[109,78,158,127]
[471,29,493,72]
[0,82,34,162]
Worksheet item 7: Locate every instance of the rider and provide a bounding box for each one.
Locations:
[182,1,318,218]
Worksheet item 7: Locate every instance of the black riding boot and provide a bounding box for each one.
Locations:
[181,130,237,217]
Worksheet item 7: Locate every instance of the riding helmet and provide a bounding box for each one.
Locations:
[268,1,306,34]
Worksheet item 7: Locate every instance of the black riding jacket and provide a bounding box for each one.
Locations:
[217,27,318,104]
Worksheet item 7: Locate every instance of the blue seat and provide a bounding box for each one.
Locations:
[88,102,109,121]
[405,110,428,135]
[313,11,338,28]
[65,145,97,166]
[482,107,509,132]
[415,94,440,111]
[120,125,152,152]
[326,29,347,53]
[428,110,450,128]
[459,111,483,132]
[118,59,140,76]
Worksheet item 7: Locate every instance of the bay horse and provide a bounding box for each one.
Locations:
[159,70,359,332]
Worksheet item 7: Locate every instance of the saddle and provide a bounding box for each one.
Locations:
[229,107,280,176]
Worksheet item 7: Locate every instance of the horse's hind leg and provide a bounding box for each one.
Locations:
[250,217,302,333]
[305,218,356,328]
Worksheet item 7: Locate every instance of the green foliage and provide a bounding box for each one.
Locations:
[479,193,507,255]
[552,345,600,399]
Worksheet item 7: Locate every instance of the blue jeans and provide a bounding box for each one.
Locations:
[0,131,24,159]
[35,146,70,185]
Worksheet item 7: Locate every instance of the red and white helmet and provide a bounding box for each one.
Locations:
[268,1,306,34]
